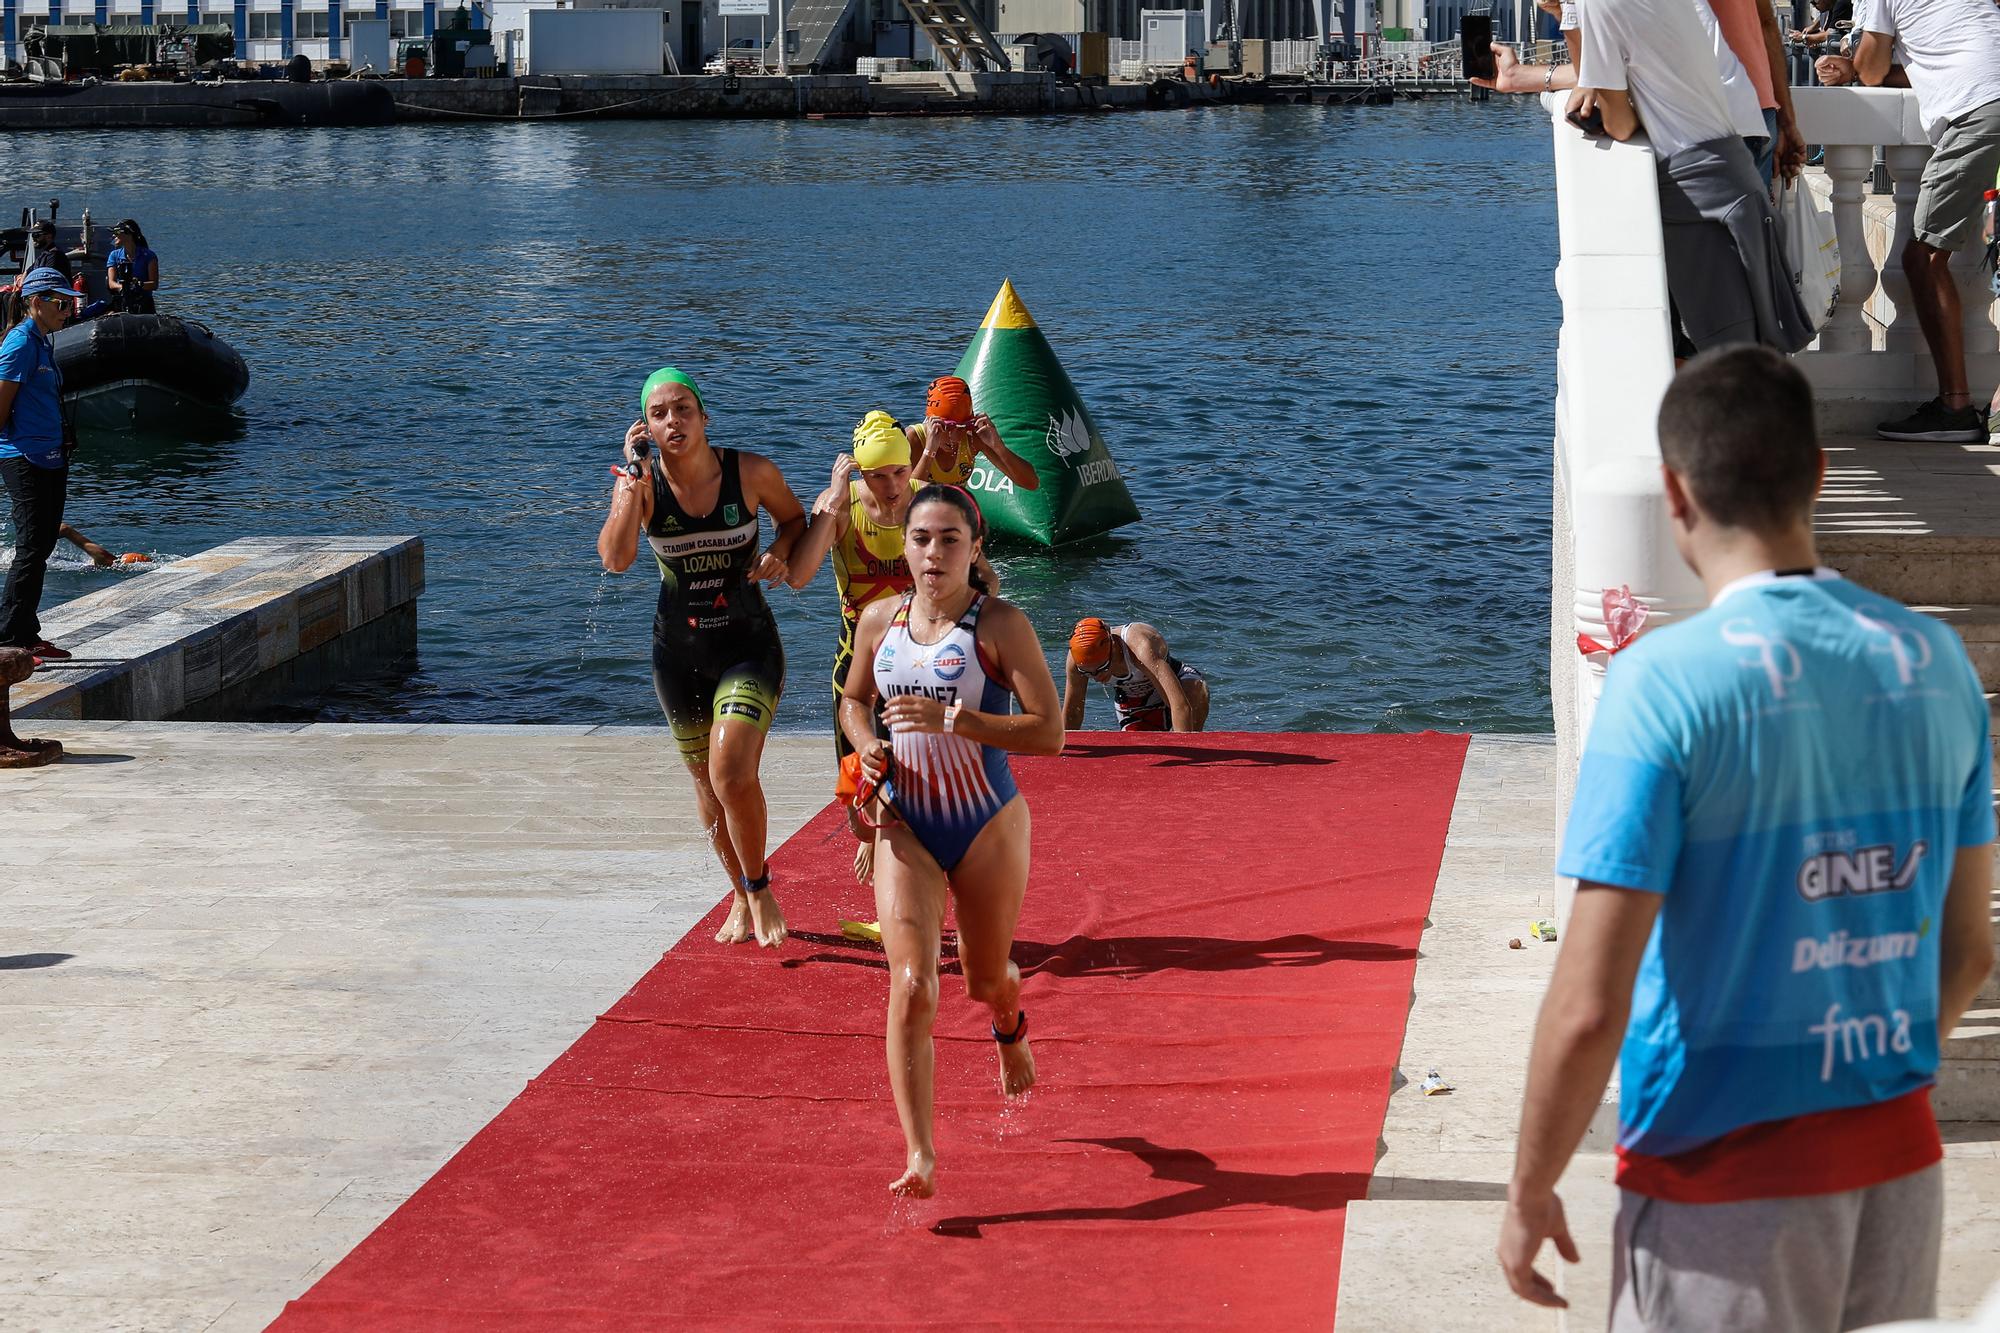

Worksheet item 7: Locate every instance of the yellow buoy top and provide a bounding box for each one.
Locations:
[980,279,1037,330]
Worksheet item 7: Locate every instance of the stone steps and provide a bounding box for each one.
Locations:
[1811,433,2000,1111]
[1817,432,2000,605]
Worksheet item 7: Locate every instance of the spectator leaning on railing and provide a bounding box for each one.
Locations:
[1477,0,1792,190]
[1477,1,1803,198]
[1586,0,1812,353]
[1485,0,1814,354]
[1793,0,1850,50]
[1817,0,2000,443]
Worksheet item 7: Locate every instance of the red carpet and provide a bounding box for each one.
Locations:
[276,732,1469,1330]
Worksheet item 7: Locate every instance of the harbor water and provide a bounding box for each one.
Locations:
[21,99,1560,731]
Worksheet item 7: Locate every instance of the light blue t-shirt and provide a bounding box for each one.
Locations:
[1559,570,1993,1157]
[0,320,65,469]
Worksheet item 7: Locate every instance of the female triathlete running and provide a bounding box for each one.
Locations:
[840,484,1064,1197]
[597,367,807,948]
[787,411,916,883]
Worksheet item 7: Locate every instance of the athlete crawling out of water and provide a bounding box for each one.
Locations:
[1062,617,1210,732]
[841,485,1064,1197]
[0,645,60,767]
[597,367,808,948]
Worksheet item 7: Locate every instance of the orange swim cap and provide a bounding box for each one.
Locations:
[1069,617,1110,667]
[926,375,973,423]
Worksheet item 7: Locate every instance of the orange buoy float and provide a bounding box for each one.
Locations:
[118,552,151,564]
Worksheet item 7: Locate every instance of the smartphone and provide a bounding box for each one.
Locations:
[1461,14,1496,81]
[1566,104,1605,136]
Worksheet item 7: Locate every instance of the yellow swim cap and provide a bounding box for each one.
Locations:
[851,410,911,470]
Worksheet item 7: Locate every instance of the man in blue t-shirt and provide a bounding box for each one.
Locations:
[1497,347,1996,1330]
[0,268,79,660]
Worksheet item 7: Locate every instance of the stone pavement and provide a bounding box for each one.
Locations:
[0,723,832,1332]
[1338,736,2000,1331]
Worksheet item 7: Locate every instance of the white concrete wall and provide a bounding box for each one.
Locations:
[525,5,664,71]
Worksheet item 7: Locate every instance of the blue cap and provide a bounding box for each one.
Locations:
[18,268,75,301]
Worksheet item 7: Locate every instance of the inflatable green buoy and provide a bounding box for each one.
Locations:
[955,280,1141,547]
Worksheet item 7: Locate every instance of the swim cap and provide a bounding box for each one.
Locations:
[1070,617,1110,666]
[641,366,704,414]
[852,410,912,470]
[926,375,974,423]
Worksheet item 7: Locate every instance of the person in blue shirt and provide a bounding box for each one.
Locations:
[0,268,79,660]
[105,219,159,316]
[1497,347,1996,1330]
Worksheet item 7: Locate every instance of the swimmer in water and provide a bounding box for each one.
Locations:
[58,525,112,567]
[1062,617,1211,732]
[787,410,915,886]
[598,367,808,948]
[840,484,1064,1197]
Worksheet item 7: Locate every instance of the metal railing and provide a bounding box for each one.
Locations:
[1310,36,1573,84]
[1267,37,1316,75]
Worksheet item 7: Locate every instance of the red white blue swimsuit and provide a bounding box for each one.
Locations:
[876,593,1020,871]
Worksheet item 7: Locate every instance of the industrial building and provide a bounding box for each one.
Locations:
[1,0,462,64]
[0,0,1542,78]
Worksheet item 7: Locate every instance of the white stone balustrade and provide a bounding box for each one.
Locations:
[1540,93,1704,868]
[1790,85,2000,402]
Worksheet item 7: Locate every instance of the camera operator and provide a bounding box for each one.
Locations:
[105,220,159,316]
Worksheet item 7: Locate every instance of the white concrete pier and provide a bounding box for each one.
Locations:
[14,536,423,723]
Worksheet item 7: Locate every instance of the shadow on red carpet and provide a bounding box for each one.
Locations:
[274,731,1470,1330]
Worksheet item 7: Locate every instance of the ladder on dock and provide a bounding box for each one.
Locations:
[895,0,1011,72]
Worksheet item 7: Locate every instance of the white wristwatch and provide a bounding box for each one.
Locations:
[944,701,964,734]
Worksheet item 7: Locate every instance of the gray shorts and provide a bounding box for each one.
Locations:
[1609,1164,1942,1332]
[1915,98,2000,251]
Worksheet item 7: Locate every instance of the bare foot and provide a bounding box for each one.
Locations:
[713,891,754,944]
[889,1149,936,1198]
[852,838,874,885]
[998,1035,1035,1096]
[745,886,787,948]
[0,739,60,768]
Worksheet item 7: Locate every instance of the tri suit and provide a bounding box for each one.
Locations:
[876,593,1020,871]
[645,447,784,767]
[1098,625,1203,732]
[831,478,913,760]
[909,421,977,486]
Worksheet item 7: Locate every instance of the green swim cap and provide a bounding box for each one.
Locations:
[641,366,704,414]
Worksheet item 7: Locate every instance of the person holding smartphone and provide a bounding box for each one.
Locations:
[597,366,807,949]
[1470,1,1577,96]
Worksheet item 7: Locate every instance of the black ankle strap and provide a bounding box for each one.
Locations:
[992,1010,1028,1045]
[741,870,771,894]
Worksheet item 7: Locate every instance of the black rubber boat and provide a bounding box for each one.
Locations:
[53,312,249,432]
[3,201,251,434]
